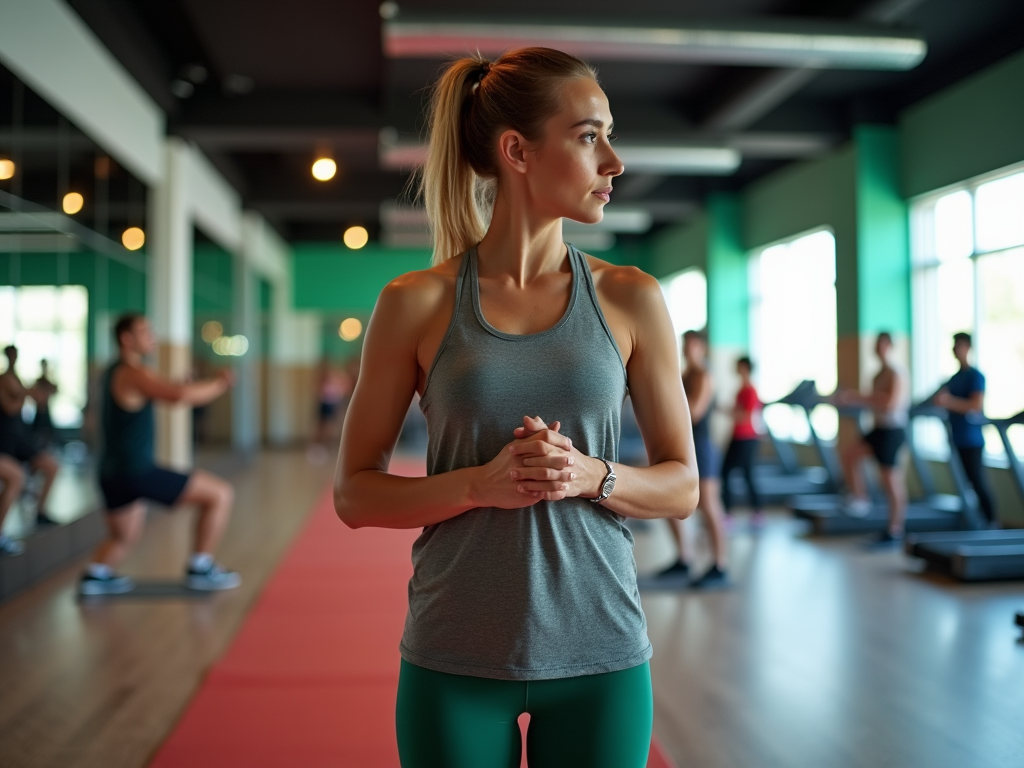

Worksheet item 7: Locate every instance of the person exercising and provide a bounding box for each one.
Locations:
[79,313,241,595]
[659,329,730,587]
[719,356,764,527]
[31,359,58,448]
[0,345,60,532]
[933,332,997,526]
[836,332,908,543]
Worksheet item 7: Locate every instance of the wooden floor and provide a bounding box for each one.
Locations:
[0,449,334,768]
[1,452,1022,768]
[635,515,1024,768]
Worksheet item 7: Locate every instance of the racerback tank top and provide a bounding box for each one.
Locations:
[400,244,652,681]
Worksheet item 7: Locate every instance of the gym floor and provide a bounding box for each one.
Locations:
[0,450,1021,768]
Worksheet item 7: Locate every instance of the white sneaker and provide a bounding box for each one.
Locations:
[0,536,24,557]
[843,497,873,518]
[186,562,242,591]
[79,572,135,595]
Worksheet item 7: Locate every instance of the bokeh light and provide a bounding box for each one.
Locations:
[339,318,363,341]
[62,192,84,214]
[312,158,337,181]
[0,159,14,180]
[213,335,249,356]
[343,225,369,249]
[122,227,145,251]
[201,320,224,343]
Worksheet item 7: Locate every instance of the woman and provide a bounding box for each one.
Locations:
[719,355,765,527]
[658,330,730,587]
[334,48,698,768]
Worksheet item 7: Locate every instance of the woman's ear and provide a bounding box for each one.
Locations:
[496,129,530,175]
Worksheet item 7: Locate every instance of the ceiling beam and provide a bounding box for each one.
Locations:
[701,0,930,131]
[384,15,927,70]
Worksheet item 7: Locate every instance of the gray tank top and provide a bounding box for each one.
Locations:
[400,244,652,681]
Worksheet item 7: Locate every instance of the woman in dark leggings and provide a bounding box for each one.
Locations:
[720,356,764,526]
[334,48,699,767]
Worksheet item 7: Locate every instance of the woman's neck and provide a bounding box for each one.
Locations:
[477,190,568,287]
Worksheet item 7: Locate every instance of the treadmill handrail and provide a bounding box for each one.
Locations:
[989,410,1024,504]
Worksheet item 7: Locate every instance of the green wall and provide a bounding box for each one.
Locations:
[901,49,1024,198]
[706,193,748,348]
[292,240,652,314]
[293,244,432,313]
[649,212,707,279]
[855,125,911,336]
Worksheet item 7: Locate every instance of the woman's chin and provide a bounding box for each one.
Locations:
[563,209,605,226]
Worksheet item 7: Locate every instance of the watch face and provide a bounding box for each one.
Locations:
[603,475,616,496]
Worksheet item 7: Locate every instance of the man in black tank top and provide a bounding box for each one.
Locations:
[80,313,241,595]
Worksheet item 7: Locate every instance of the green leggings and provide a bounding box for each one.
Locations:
[396,660,653,768]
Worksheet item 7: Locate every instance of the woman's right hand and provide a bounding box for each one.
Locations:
[472,432,574,509]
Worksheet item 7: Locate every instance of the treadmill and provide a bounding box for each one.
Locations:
[790,403,984,535]
[905,410,1024,581]
[725,380,838,506]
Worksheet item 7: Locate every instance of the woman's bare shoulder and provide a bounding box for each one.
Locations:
[377,258,461,319]
[582,253,663,309]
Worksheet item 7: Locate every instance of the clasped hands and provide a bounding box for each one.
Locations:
[477,415,605,509]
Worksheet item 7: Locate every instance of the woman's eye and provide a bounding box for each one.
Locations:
[608,133,618,143]
[583,132,597,143]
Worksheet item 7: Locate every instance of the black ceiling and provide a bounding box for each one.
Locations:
[18,0,1024,243]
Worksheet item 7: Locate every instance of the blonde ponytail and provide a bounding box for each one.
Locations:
[419,48,597,266]
[421,57,491,266]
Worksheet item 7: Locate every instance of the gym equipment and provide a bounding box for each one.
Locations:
[725,380,838,506]
[791,402,984,535]
[905,411,1024,581]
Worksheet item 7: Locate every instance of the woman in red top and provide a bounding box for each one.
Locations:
[720,356,764,525]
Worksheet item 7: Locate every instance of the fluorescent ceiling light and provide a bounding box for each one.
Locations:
[384,18,926,70]
[615,146,740,174]
[380,134,740,175]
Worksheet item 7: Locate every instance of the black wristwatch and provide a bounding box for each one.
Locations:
[587,458,616,503]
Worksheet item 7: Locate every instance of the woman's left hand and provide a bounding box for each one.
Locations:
[510,415,605,500]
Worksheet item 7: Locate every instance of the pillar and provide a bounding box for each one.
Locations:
[147,137,193,469]
[706,192,750,442]
[854,124,912,387]
[233,220,260,453]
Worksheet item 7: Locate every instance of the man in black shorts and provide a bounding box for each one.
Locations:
[80,313,240,595]
[0,345,61,545]
[836,332,908,543]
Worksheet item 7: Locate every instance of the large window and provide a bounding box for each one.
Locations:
[660,268,708,349]
[0,285,88,428]
[749,229,838,442]
[911,166,1024,457]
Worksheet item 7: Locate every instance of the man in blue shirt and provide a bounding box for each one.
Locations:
[933,332,997,526]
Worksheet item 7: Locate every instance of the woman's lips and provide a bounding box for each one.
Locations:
[592,188,612,202]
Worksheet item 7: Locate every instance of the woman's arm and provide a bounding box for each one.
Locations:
[333,272,571,530]
[511,269,699,520]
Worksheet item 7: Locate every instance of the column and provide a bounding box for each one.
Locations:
[147,137,193,469]
[233,221,259,453]
[854,124,911,386]
[706,192,750,442]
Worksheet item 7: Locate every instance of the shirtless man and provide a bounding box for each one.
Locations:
[80,313,241,595]
[0,345,61,546]
[835,332,908,542]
